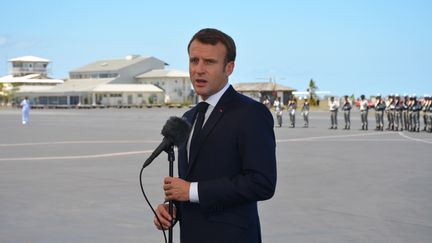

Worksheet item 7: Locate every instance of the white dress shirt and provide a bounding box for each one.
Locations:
[188,82,230,203]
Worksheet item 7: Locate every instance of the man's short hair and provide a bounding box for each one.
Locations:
[188,28,236,65]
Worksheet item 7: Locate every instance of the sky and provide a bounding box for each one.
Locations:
[1,0,431,97]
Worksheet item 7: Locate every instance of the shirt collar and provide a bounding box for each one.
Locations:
[199,82,230,107]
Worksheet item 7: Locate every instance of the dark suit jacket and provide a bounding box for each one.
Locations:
[177,86,277,243]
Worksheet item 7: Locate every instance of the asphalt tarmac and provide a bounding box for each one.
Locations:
[1,107,431,243]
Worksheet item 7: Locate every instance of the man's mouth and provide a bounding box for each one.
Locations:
[195,79,207,84]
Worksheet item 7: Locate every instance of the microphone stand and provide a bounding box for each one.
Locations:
[167,146,175,243]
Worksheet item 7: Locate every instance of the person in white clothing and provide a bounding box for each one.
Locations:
[20,97,31,125]
[328,96,339,129]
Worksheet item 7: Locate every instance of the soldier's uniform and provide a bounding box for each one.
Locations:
[421,96,429,131]
[301,101,310,128]
[386,95,396,130]
[427,97,432,133]
[359,95,369,130]
[402,95,410,130]
[341,96,352,130]
[410,96,421,132]
[408,96,414,131]
[374,95,385,131]
[394,95,403,131]
[288,100,297,128]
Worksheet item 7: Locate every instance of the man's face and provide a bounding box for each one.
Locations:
[188,40,234,100]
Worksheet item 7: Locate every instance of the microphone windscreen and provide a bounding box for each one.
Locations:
[161,116,191,146]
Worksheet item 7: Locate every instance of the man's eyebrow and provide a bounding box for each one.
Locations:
[203,57,217,62]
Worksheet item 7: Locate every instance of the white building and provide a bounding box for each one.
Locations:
[14,55,193,107]
[136,69,193,104]
[0,56,64,105]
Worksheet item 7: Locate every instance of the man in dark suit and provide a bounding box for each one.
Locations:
[154,28,277,243]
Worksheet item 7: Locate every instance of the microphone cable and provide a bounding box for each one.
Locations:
[139,163,168,243]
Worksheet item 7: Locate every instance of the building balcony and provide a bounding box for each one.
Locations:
[9,67,50,76]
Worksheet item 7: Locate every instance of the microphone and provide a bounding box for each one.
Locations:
[143,116,191,168]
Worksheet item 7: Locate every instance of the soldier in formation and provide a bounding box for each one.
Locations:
[374,94,386,131]
[341,95,351,130]
[288,98,297,128]
[426,96,432,133]
[385,94,395,130]
[359,95,369,130]
[301,100,310,128]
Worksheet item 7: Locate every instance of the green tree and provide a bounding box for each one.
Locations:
[307,79,318,106]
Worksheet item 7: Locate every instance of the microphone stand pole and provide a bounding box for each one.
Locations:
[167,146,175,243]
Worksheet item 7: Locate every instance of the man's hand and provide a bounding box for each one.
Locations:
[163,177,190,202]
[154,204,176,230]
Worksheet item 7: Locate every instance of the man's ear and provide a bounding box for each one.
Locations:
[224,61,235,76]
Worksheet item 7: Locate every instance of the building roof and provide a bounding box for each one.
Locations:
[0,74,64,84]
[39,78,163,94]
[43,78,115,93]
[92,84,163,93]
[233,82,296,92]
[16,85,56,93]
[70,55,166,73]
[136,69,189,79]
[9,56,50,63]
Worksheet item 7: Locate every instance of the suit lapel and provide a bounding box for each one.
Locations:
[186,86,236,176]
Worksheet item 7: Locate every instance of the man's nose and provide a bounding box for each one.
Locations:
[195,61,205,75]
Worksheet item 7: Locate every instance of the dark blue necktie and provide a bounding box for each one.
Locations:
[190,102,209,162]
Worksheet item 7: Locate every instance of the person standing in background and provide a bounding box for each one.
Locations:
[328,96,339,129]
[273,97,283,127]
[394,95,403,131]
[359,94,369,130]
[374,94,386,131]
[421,95,429,131]
[385,95,394,130]
[341,95,351,130]
[20,97,31,125]
[402,95,410,131]
[288,98,297,128]
[301,100,310,128]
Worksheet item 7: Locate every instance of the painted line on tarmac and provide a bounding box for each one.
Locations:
[276,131,395,142]
[0,140,160,147]
[310,138,408,142]
[0,150,153,161]
[397,132,432,144]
